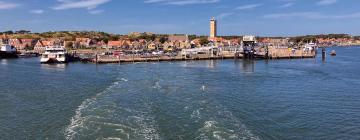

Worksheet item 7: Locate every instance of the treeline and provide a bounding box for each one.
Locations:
[1,30,187,43]
[289,34,353,43]
[1,30,122,43]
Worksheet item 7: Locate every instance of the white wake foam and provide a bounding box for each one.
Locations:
[65,77,161,140]
[191,99,260,140]
[65,79,122,140]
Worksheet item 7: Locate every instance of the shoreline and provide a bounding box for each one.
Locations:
[91,56,318,64]
[89,53,316,64]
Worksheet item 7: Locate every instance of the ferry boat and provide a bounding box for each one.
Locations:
[40,46,68,63]
[0,44,18,58]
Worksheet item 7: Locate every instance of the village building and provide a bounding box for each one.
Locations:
[130,40,144,50]
[34,40,55,54]
[191,38,202,48]
[75,38,93,48]
[168,35,189,43]
[229,38,241,46]
[11,39,22,50]
[146,41,162,51]
[146,41,157,51]
[0,34,8,45]
[135,39,148,50]
[147,42,156,50]
[107,41,122,49]
[179,41,191,49]
[119,39,132,50]
[208,37,227,47]
[162,41,174,52]
[96,40,107,49]
[9,38,37,50]
[167,35,191,50]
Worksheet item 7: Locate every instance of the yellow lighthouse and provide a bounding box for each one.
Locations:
[210,17,217,38]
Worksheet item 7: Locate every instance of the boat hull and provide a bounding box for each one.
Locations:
[0,51,18,58]
[40,57,67,64]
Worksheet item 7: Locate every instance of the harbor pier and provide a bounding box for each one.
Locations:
[80,46,316,64]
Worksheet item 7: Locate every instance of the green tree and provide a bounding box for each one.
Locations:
[65,42,74,49]
[188,35,197,41]
[2,30,14,34]
[199,37,209,45]
[159,37,167,43]
[109,35,119,41]
[24,44,34,50]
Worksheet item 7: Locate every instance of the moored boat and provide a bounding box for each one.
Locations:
[40,46,68,63]
[19,51,40,58]
[330,50,336,56]
[0,44,18,58]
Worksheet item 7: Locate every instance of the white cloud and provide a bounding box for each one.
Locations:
[317,0,337,5]
[144,0,220,5]
[235,4,262,10]
[53,0,111,10]
[30,9,44,14]
[263,12,360,19]
[0,1,19,10]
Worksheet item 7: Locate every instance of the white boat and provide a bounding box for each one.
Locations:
[330,50,336,56]
[41,46,68,63]
[303,42,317,51]
[0,44,18,58]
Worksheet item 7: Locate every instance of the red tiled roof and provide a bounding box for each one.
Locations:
[108,41,122,47]
[169,35,188,42]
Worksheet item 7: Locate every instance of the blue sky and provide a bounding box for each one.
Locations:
[0,0,359,36]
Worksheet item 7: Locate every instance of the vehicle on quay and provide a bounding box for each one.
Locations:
[0,44,18,58]
[152,51,164,55]
[40,46,68,63]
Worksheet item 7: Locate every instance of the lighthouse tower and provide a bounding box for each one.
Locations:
[210,17,217,38]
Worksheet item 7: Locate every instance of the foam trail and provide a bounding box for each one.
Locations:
[65,76,161,140]
[65,79,121,140]
[190,98,260,140]
[121,78,128,82]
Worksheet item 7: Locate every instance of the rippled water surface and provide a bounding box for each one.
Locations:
[1,47,360,140]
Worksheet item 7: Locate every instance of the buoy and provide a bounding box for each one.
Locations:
[202,85,206,91]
